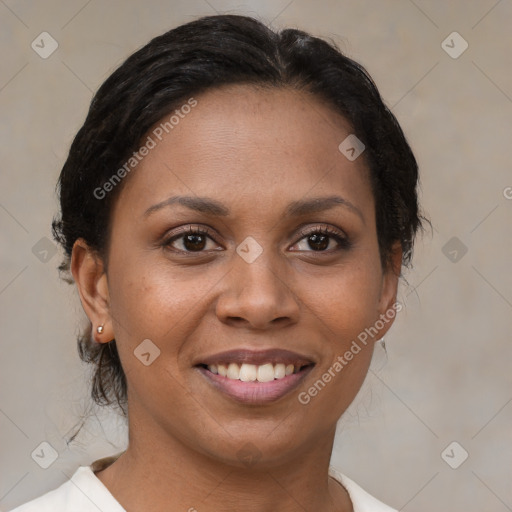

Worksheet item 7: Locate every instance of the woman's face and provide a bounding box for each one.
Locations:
[85,85,400,467]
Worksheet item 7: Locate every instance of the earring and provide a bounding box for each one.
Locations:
[97,325,104,334]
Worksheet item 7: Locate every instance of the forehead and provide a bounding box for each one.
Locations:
[113,84,373,220]
[156,84,356,165]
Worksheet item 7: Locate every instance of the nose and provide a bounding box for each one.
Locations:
[215,251,300,330]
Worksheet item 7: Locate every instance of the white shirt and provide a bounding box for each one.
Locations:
[9,456,397,512]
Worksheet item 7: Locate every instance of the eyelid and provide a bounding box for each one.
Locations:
[294,223,347,241]
[167,224,217,238]
[292,223,350,251]
[162,224,220,246]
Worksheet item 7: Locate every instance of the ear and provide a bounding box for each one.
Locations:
[375,241,403,339]
[70,238,113,344]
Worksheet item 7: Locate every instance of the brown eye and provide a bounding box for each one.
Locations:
[180,232,208,251]
[304,232,330,251]
[164,226,219,253]
[292,226,351,252]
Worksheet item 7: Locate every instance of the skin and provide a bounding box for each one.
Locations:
[71,84,402,512]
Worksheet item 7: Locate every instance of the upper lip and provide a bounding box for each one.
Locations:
[196,349,315,367]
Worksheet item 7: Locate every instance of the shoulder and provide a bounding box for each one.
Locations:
[329,466,398,512]
[8,464,125,512]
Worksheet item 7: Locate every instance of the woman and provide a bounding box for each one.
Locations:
[11,14,425,512]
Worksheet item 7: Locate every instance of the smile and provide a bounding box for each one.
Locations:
[205,362,303,381]
[195,349,315,404]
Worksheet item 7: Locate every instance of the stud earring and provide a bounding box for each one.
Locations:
[97,325,104,334]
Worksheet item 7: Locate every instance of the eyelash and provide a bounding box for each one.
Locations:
[162,224,351,255]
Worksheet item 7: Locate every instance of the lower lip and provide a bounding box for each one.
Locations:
[196,366,314,404]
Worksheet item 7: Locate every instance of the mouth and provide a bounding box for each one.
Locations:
[194,349,315,404]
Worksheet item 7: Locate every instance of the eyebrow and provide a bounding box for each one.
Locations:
[143,195,364,223]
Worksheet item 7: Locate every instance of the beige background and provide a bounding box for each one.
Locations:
[1,1,511,511]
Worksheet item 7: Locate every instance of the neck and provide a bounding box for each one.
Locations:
[95,419,352,512]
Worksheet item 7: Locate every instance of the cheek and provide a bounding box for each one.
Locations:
[296,268,380,418]
[109,269,181,341]
[107,254,224,351]
[300,257,383,339]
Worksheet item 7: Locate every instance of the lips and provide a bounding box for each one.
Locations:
[197,348,315,367]
[194,349,315,404]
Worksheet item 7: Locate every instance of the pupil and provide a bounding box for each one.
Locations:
[309,234,328,251]
[185,234,206,251]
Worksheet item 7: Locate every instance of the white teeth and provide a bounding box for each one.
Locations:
[239,363,257,382]
[227,363,240,380]
[205,362,302,381]
[274,363,286,379]
[257,363,275,382]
